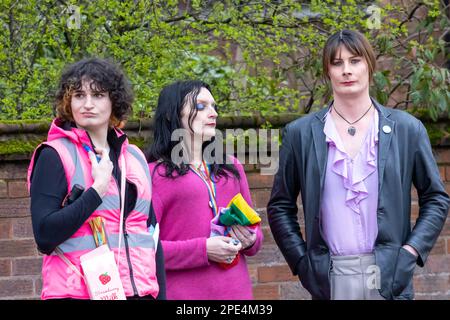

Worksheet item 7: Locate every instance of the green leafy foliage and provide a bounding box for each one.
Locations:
[0,0,448,120]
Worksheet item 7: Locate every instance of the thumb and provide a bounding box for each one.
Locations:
[87,150,98,165]
[218,236,233,243]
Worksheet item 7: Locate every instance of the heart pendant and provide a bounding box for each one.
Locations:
[348,126,356,136]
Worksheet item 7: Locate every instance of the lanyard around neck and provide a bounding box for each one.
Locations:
[189,161,218,217]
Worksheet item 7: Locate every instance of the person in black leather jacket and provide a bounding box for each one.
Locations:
[267,30,449,300]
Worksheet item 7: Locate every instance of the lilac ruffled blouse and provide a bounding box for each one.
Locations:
[320,110,379,256]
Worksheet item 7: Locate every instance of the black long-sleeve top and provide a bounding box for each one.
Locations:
[30,131,166,300]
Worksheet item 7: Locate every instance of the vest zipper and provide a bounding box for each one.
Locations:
[123,225,139,296]
[114,173,139,297]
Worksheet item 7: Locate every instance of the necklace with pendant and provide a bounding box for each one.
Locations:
[332,102,373,136]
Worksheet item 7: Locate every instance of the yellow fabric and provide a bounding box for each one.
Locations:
[226,193,261,224]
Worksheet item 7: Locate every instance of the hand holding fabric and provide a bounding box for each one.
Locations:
[209,193,261,269]
[229,225,256,250]
[206,236,242,264]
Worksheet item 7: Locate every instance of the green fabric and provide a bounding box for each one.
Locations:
[219,203,252,226]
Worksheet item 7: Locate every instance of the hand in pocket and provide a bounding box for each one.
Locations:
[296,254,313,292]
[392,247,417,297]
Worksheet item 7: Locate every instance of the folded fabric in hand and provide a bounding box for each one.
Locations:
[220,193,261,226]
[210,193,261,269]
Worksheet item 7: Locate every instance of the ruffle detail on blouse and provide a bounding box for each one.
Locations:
[324,111,379,214]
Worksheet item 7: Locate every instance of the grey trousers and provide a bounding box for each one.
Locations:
[330,254,385,300]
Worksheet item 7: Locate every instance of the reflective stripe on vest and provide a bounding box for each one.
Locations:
[59,137,86,189]
[29,135,158,299]
[54,233,156,253]
[96,196,150,216]
[127,145,151,183]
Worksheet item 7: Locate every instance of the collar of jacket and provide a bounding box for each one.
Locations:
[311,97,395,193]
[313,97,392,122]
[49,118,128,156]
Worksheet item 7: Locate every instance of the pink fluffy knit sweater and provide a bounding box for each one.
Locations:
[149,158,263,300]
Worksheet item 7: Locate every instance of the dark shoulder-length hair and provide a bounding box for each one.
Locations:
[146,80,240,180]
[54,58,133,128]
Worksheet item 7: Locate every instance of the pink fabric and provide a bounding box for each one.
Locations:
[321,111,379,256]
[28,118,158,299]
[149,157,263,300]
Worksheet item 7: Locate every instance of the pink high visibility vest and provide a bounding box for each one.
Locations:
[28,119,159,299]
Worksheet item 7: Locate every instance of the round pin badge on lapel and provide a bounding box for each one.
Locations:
[382,125,392,134]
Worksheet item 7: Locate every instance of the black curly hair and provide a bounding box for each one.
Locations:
[54,58,133,127]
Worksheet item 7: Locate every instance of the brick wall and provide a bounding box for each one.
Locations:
[0,161,42,299]
[0,149,449,300]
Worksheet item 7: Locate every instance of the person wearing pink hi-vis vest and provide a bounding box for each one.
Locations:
[28,58,166,300]
[146,80,263,299]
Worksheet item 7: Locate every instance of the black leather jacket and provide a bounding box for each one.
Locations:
[267,100,449,300]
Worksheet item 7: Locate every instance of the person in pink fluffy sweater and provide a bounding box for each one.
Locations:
[146,80,263,300]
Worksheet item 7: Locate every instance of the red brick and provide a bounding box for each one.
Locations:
[12,218,34,238]
[243,163,257,172]
[262,226,275,245]
[415,293,450,300]
[250,189,271,209]
[429,238,446,255]
[252,284,280,300]
[256,208,268,225]
[411,202,419,221]
[247,264,258,284]
[0,279,34,298]
[0,259,12,276]
[34,278,42,297]
[0,180,7,198]
[297,207,305,225]
[387,85,408,105]
[439,166,446,182]
[258,265,297,283]
[280,281,311,300]
[12,257,42,276]
[434,149,450,164]
[413,274,450,294]
[247,173,274,189]
[0,219,12,239]
[0,198,30,218]
[0,239,38,258]
[411,187,418,201]
[246,244,286,265]
[8,180,28,198]
[0,163,28,180]
[417,255,450,274]
[446,166,450,181]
